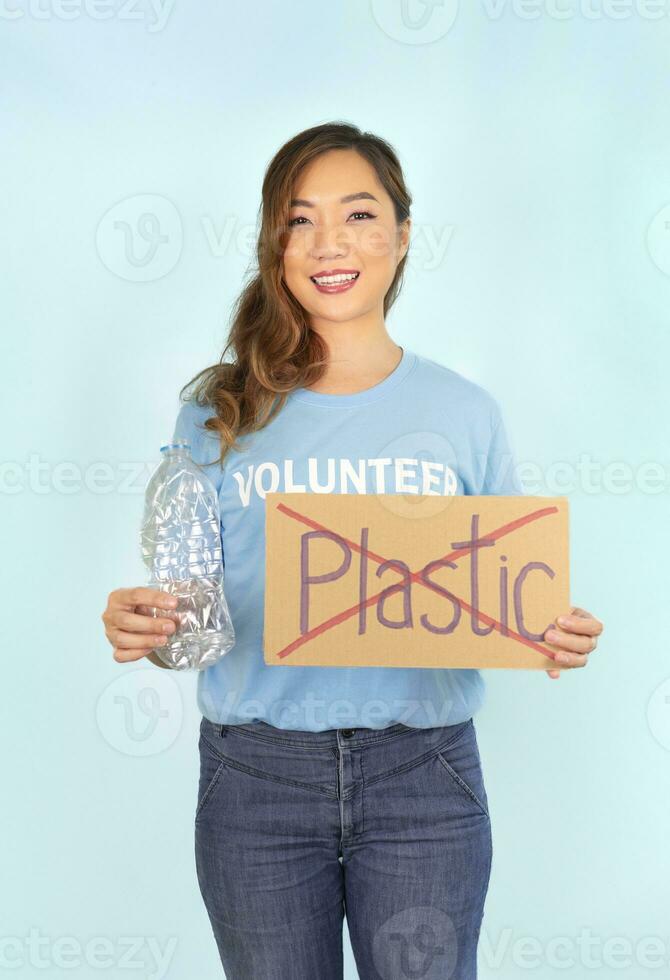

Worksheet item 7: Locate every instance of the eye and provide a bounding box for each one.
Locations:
[288,210,376,228]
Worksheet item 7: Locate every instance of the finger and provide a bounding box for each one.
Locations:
[112,586,179,612]
[549,646,589,667]
[556,609,604,636]
[110,629,170,654]
[557,613,602,635]
[545,629,597,655]
[113,643,163,664]
[113,610,178,635]
[554,652,588,668]
[545,669,562,679]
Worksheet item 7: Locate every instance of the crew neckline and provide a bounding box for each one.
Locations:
[290,347,418,408]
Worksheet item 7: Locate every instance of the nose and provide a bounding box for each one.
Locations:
[308,224,350,262]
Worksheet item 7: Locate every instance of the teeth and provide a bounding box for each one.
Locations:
[313,272,359,285]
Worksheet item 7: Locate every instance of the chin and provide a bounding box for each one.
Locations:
[313,304,371,323]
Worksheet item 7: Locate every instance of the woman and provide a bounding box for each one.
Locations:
[101,122,604,979]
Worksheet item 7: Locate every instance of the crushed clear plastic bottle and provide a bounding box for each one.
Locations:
[140,439,235,670]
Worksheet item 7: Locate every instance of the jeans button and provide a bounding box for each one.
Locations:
[341,729,355,738]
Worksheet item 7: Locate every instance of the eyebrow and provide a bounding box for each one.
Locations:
[289,191,380,208]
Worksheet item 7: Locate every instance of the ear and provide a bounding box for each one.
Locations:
[398,217,411,262]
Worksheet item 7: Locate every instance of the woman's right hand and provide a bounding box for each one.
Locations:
[101,587,180,666]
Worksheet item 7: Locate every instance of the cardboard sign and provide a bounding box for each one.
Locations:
[263,492,570,670]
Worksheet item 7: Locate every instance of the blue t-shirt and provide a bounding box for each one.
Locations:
[171,347,523,731]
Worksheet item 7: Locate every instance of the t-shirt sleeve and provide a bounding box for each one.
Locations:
[480,400,524,496]
[171,399,203,458]
[171,398,222,473]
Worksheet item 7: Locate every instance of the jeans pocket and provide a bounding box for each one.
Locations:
[435,722,489,818]
[196,734,227,823]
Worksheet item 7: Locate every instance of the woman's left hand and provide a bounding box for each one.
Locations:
[543,606,604,679]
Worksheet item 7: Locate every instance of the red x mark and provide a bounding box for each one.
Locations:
[271,500,562,664]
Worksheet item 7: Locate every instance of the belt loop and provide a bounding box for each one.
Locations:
[219,723,226,738]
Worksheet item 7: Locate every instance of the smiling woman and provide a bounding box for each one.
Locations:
[158,123,414,458]
[101,120,604,980]
[288,188,386,295]
[282,150,410,366]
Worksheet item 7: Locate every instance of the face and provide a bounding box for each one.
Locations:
[281,149,410,329]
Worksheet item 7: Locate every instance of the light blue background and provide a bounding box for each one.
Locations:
[2,2,669,977]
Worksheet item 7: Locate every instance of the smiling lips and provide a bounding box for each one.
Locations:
[310,269,361,294]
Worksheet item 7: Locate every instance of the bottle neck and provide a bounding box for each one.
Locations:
[161,448,190,461]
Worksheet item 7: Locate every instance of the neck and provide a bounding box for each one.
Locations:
[305,316,402,394]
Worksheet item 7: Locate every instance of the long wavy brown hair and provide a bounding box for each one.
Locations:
[180,121,412,468]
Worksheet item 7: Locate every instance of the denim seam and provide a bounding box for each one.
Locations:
[209,721,467,750]
[338,739,345,851]
[201,732,339,800]
[361,720,473,789]
[484,819,493,887]
[195,760,225,822]
[436,753,489,818]
[217,727,340,749]
[359,751,365,836]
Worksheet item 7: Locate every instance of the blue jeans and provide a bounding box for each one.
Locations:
[195,715,492,979]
